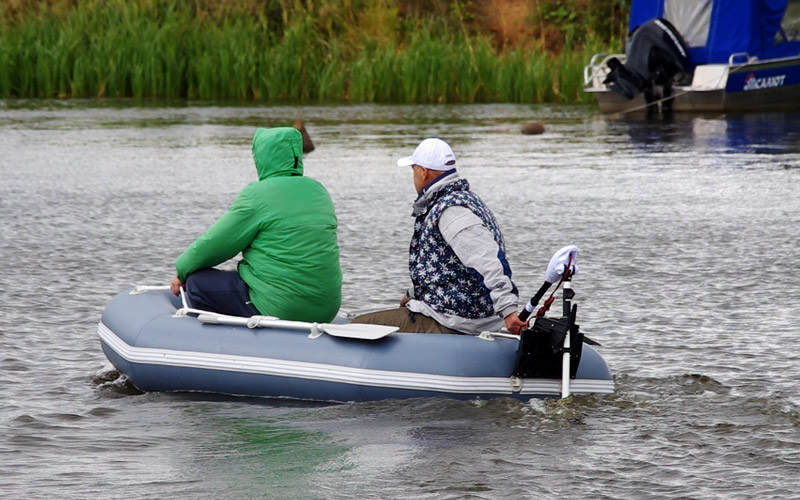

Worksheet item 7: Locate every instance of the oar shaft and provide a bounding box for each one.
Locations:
[198,314,309,330]
[196,313,397,340]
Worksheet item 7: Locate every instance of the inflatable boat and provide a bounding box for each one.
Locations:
[97,247,614,402]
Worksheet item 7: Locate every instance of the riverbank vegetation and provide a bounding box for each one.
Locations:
[0,0,629,103]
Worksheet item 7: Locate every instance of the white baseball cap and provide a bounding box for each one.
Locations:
[397,138,457,171]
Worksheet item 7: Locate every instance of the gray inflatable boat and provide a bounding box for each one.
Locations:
[98,279,613,403]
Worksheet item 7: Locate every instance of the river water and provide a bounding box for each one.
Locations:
[1,100,799,499]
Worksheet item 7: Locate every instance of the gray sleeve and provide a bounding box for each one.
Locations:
[439,206,518,318]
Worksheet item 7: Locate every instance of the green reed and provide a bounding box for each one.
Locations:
[0,0,623,103]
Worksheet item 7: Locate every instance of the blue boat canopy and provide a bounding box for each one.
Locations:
[629,0,800,64]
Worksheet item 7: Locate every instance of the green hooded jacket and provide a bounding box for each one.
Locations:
[175,127,342,322]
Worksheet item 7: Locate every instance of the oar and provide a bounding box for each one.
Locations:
[197,313,398,341]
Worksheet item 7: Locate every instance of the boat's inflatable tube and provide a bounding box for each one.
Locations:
[98,289,614,402]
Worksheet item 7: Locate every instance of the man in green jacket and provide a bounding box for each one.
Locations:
[170,127,342,323]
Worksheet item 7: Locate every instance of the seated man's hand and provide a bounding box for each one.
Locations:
[504,312,526,335]
[170,276,184,296]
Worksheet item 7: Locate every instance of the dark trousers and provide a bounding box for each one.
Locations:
[185,268,260,317]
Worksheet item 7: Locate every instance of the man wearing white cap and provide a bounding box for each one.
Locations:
[353,138,525,335]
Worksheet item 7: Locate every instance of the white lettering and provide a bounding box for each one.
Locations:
[743,74,787,91]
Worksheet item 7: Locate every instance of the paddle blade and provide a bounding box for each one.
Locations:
[322,323,398,340]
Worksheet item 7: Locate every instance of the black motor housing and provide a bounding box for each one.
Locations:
[604,18,689,107]
[512,312,583,380]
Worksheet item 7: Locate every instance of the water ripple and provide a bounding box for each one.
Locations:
[2,102,800,499]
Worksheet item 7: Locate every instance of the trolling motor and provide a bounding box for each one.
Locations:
[512,245,585,398]
[604,18,689,112]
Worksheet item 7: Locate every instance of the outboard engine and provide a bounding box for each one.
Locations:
[604,18,689,111]
[511,245,586,398]
[512,308,583,381]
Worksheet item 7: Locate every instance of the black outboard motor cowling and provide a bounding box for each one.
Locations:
[512,314,583,380]
[604,18,689,109]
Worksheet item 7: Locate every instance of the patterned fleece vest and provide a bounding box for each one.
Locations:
[409,178,508,319]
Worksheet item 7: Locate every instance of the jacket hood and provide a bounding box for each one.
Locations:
[252,127,304,180]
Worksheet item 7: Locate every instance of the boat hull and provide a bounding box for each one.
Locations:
[586,55,800,114]
[98,289,614,402]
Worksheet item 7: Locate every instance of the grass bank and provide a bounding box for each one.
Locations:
[0,0,629,103]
